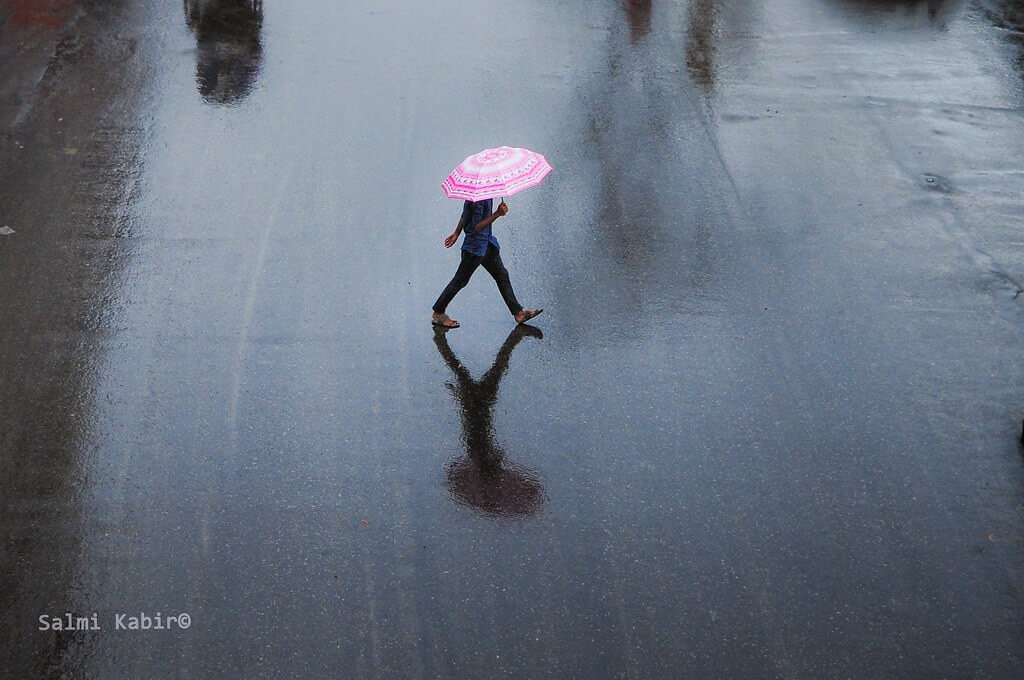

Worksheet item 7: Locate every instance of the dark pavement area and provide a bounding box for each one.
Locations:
[2,0,1024,677]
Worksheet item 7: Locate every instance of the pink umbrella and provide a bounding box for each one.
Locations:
[441,146,553,202]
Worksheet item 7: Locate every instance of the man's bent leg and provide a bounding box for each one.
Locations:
[481,245,523,316]
[433,251,482,314]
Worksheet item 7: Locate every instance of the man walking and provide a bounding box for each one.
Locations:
[431,198,542,329]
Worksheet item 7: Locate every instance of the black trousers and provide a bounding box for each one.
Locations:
[433,244,523,316]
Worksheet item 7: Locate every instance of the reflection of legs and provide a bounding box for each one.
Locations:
[433,251,482,314]
[481,245,523,316]
[432,327,473,388]
[480,325,541,391]
[435,325,542,400]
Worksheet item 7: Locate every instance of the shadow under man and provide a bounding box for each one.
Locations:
[433,325,546,518]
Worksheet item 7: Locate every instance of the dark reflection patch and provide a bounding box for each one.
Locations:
[184,0,263,106]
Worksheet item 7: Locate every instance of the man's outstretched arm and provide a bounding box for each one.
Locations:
[444,217,466,249]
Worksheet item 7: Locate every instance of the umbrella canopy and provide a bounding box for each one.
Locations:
[442,146,553,201]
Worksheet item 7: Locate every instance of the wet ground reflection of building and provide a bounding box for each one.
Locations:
[623,0,652,42]
[826,0,962,26]
[433,326,546,518]
[184,0,263,105]
[686,0,717,94]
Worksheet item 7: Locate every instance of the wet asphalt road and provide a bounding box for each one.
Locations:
[2,0,1024,677]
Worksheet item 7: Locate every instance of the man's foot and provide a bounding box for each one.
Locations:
[432,312,460,328]
[515,308,543,324]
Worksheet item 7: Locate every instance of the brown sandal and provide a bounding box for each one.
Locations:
[431,314,460,328]
[516,309,543,324]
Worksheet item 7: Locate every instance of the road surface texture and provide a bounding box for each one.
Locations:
[2,0,1023,677]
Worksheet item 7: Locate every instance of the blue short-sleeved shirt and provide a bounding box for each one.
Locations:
[460,199,500,257]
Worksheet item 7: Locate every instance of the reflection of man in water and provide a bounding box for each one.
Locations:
[184,0,263,105]
[433,325,545,517]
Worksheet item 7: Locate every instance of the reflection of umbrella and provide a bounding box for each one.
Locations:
[442,146,553,202]
[447,456,545,518]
